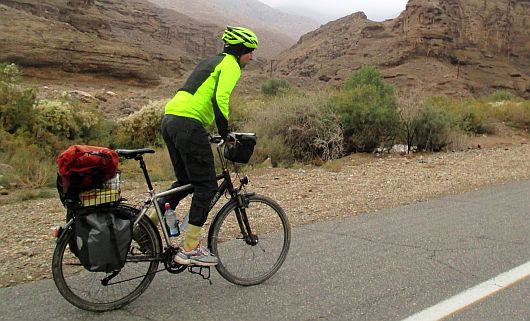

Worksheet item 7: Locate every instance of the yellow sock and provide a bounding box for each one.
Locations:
[183,224,202,251]
[148,208,159,226]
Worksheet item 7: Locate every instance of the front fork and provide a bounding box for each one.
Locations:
[235,206,259,246]
[233,176,258,246]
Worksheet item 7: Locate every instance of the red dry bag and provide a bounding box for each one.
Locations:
[57,145,119,194]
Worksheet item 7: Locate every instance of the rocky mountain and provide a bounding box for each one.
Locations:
[146,0,321,58]
[0,0,221,82]
[276,0,530,98]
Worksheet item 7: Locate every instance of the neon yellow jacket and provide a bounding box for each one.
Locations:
[164,53,241,137]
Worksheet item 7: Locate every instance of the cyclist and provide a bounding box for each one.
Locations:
[160,26,259,266]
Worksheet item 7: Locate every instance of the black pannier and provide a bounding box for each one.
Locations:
[224,133,257,164]
[74,207,133,272]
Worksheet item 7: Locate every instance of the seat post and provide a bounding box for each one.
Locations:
[136,155,154,191]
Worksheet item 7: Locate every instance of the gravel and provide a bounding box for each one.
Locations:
[1,143,529,288]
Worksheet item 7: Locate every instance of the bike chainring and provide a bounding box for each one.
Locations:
[163,246,187,274]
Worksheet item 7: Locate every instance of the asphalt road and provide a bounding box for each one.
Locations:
[1,180,529,321]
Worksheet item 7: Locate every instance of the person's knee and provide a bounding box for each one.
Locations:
[188,190,216,226]
[194,190,216,209]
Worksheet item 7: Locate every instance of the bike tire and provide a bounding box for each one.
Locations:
[52,206,161,312]
[210,194,291,286]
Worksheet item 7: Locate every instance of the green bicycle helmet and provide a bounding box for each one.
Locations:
[222,26,259,49]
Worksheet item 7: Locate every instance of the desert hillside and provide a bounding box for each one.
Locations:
[0,0,528,101]
[0,0,220,82]
[276,0,530,98]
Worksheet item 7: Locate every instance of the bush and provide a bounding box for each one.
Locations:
[261,77,291,96]
[488,90,513,102]
[115,100,165,148]
[500,101,530,129]
[0,129,55,188]
[344,66,394,98]
[0,63,21,83]
[397,94,463,152]
[0,63,37,134]
[458,103,491,134]
[331,67,399,152]
[396,93,424,153]
[413,103,457,151]
[241,92,343,165]
[35,99,99,138]
[0,63,115,188]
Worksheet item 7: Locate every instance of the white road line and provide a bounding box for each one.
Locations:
[402,261,530,321]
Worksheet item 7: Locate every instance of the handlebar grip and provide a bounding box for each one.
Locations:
[209,134,223,144]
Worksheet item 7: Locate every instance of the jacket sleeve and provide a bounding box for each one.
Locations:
[213,58,241,138]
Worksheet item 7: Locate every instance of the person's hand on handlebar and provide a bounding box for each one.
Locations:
[225,133,237,145]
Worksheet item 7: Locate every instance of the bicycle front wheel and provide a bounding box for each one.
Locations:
[210,194,291,286]
[52,207,161,312]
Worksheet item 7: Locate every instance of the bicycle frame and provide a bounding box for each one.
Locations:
[131,139,251,247]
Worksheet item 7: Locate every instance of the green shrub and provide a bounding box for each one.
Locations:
[344,66,395,97]
[0,63,115,188]
[240,92,343,165]
[488,90,514,102]
[331,87,399,152]
[35,99,95,138]
[31,97,112,154]
[0,129,55,188]
[261,77,291,96]
[501,101,530,129]
[115,100,165,148]
[413,103,457,151]
[331,67,399,152]
[458,104,490,134]
[397,95,463,151]
[0,63,21,83]
[0,63,37,134]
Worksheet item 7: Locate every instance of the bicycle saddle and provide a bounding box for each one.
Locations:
[116,148,155,159]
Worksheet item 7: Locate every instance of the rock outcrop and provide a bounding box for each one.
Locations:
[276,0,530,97]
[0,0,220,82]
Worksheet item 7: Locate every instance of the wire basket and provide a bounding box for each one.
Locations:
[78,173,121,207]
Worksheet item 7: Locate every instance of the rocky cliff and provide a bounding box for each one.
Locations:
[0,0,220,81]
[276,0,530,97]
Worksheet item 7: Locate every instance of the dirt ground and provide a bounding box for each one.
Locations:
[0,130,529,288]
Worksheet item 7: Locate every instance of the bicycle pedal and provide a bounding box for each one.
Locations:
[188,266,212,285]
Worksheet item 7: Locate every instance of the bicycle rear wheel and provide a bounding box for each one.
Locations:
[52,206,161,312]
[210,194,291,286]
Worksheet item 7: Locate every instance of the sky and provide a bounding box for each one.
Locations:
[259,0,409,23]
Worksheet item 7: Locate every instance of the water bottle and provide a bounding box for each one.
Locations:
[180,213,189,232]
[164,203,179,237]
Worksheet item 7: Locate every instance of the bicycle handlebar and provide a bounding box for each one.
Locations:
[209,132,255,145]
[209,133,237,147]
[209,134,224,146]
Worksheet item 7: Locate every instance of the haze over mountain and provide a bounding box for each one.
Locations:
[147,0,321,58]
[261,0,409,23]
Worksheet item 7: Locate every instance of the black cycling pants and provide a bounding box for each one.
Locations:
[160,115,217,227]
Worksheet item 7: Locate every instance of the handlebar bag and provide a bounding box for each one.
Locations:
[224,134,257,163]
